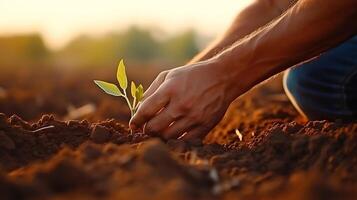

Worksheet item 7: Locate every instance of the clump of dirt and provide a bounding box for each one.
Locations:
[0,70,356,199]
[0,89,356,200]
[3,139,214,200]
[0,113,147,172]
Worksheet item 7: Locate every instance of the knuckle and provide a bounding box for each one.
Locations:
[170,108,184,119]
[157,72,164,79]
[180,98,195,111]
[167,107,184,119]
[158,71,168,79]
[164,84,176,96]
[167,111,180,121]
[188,113,201,123]
[178,102,192,113]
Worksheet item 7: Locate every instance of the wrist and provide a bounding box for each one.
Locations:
[212,47,259,100]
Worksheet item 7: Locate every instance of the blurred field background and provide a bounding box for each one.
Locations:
[0,0,251,122]
[0,28,201,69]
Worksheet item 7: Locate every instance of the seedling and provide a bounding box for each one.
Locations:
[94,59,144,118]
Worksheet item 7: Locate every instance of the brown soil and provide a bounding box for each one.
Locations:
[0,70,356,200]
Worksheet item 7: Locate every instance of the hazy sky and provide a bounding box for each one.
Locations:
[0,0,252,49]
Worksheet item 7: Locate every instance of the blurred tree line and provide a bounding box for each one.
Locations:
[0,34,50,67]
[0,26,201,69]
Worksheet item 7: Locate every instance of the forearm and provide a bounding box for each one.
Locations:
[189,0,298,63]
[215,0,357,95]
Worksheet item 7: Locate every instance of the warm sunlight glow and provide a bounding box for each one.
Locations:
[0,0,252,49]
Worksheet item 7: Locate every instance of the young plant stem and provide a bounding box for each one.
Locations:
[132,98,137,112]
[123,90,134,134]
[134,102,139,113]
[94,60,145,135]
[122,90,133,117]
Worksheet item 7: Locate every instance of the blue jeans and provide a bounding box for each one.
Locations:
[284,36,357,120]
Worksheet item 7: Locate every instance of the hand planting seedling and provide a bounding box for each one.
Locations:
[94,59,144,119]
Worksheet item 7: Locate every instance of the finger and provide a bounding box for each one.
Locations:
[144,107,178,136]
[162,119,196,140]
[143,71,168,100]
[129,86,169,129]
[180,127,209,141]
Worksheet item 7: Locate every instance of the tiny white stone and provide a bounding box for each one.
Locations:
[235,129,243,141]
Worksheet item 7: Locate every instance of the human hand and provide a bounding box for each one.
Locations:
[129,59,240,140]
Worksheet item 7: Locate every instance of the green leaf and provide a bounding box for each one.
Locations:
[117,59,128,90]
[131,81,136,99]
[94,80,123,97]
[135,84,144,102]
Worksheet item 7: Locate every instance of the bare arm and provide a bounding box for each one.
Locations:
[190,0,298,63]
[130,0,357,140]
[216,0,357,95]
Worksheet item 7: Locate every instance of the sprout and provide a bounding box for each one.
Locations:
[94,59,144,118]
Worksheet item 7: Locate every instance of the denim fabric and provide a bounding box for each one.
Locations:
[283,36,357,120]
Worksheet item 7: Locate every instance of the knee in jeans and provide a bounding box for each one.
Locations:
[283,67,310,119]
[283,68,302,98]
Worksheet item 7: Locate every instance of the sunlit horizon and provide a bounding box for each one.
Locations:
[0,0,251,50]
